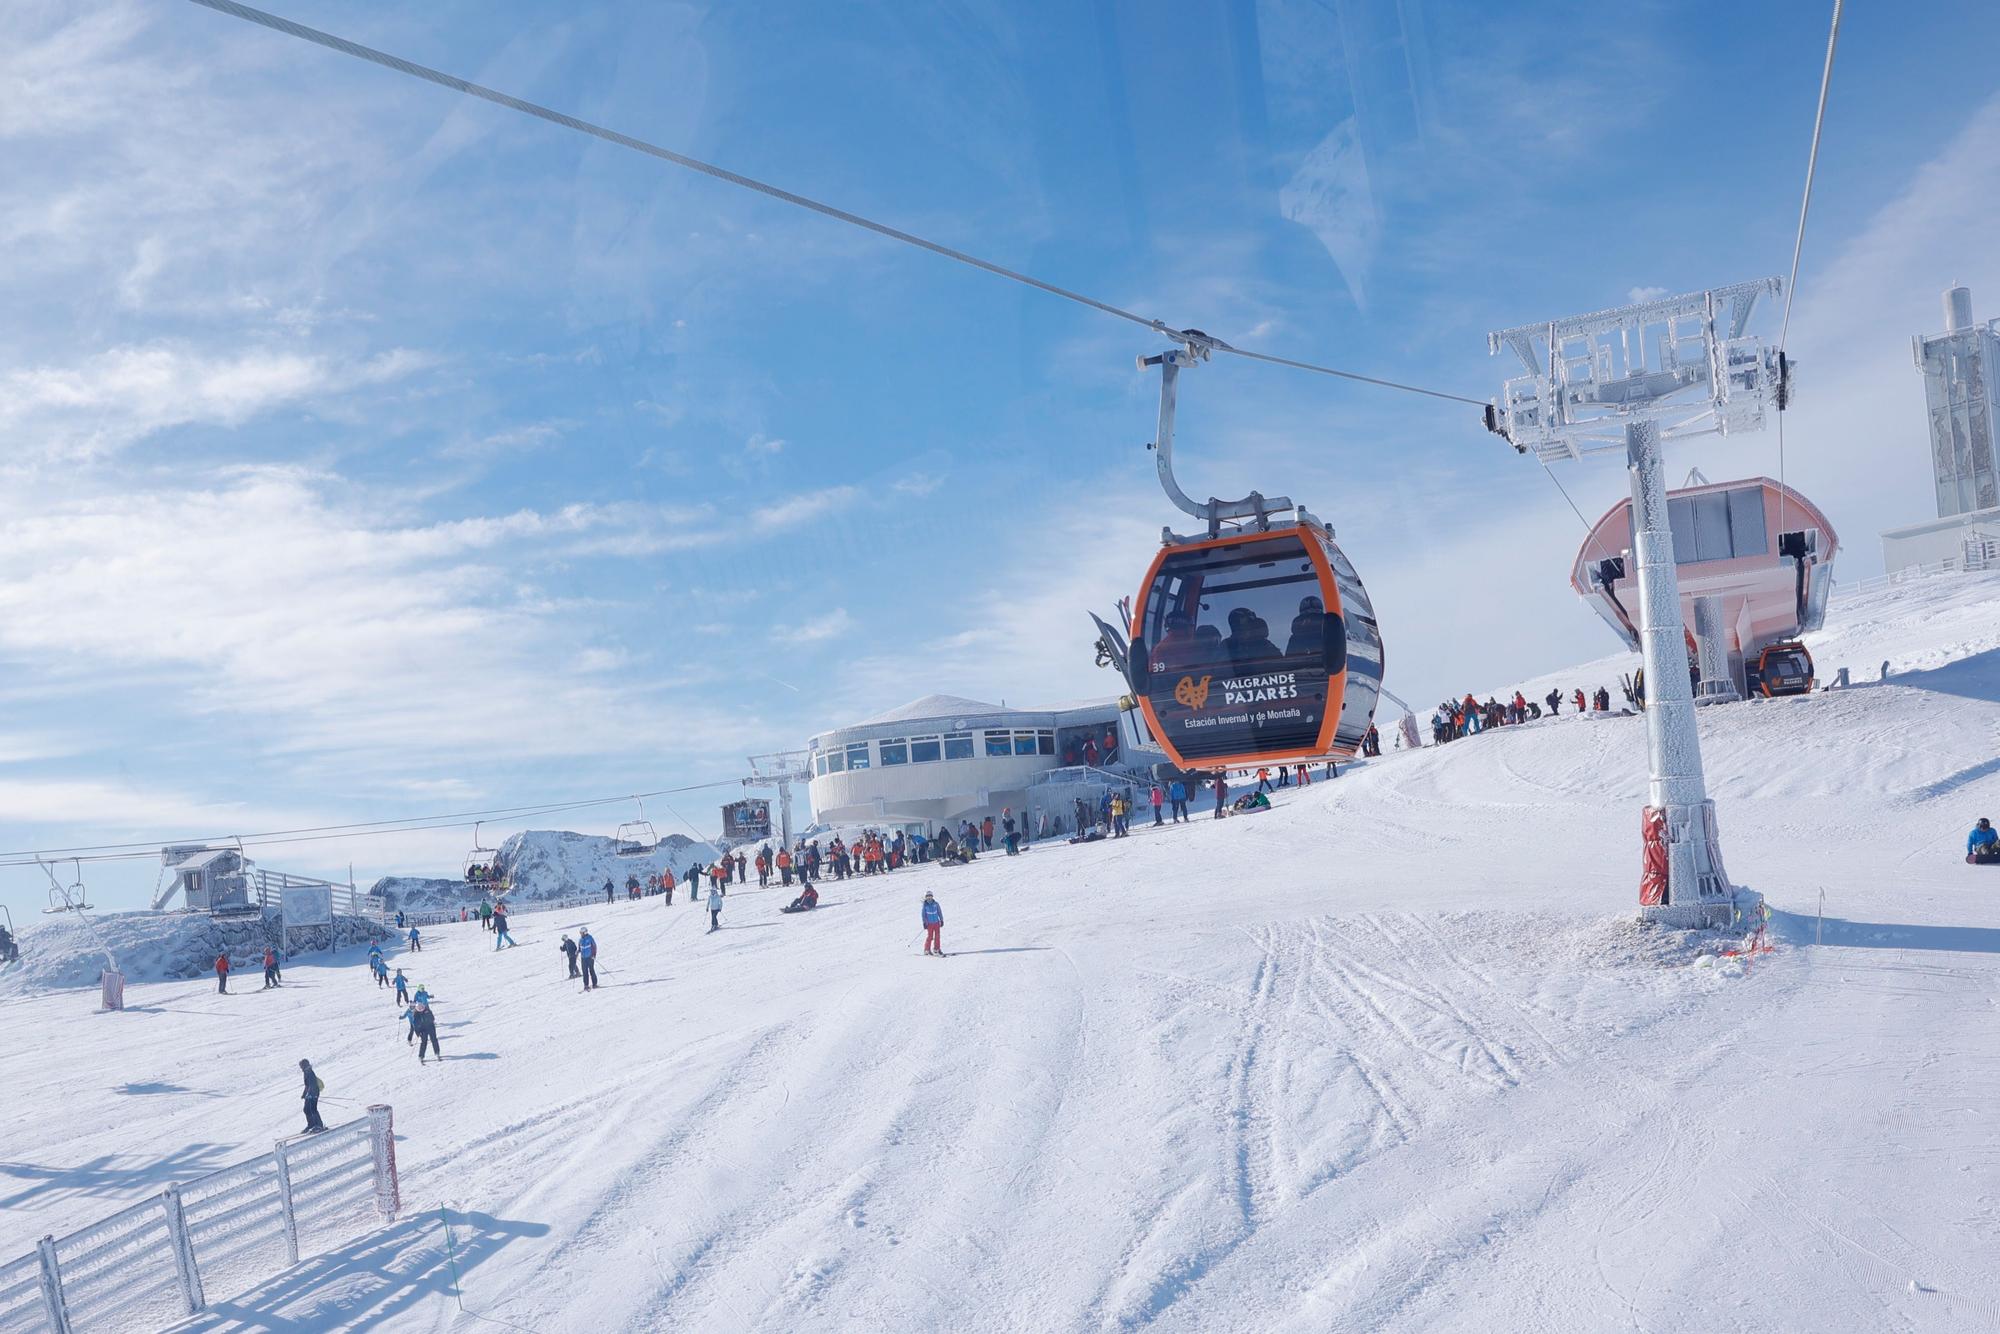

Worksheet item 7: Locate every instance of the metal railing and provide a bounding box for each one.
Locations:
[1839,551,1992,598]
[0,1107,399,1334]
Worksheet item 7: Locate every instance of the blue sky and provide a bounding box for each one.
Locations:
[5,0,2000,912]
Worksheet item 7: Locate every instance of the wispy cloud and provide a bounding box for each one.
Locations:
[790,608,853,643]
[753,485,858,531]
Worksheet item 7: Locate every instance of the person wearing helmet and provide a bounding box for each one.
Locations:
[921,892,944,957]
[1970,817,1999,864]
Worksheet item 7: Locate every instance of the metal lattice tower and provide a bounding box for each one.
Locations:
[744,750,812,849]
[1486,279,1790,926]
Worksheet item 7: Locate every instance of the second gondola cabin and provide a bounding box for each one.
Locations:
[1129,521,1383,772]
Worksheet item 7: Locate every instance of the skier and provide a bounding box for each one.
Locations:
[661,866,676,906]
[372,954,390,988]
[1546,687,1562,717]
[920,891,944,957]
[1150,783,1165,827]
[783,883,820,913]
[707,882,723,933]
[393,967,409,1004]
[407,925,422,953]
[1970,817,1999,864]
[578,929,599,990]
[604,879,615,905]
[777,848,793,886]
[734,852,747,883]
[214,951,231,994]
[395,910,405,929]
[755,851,769,887]
[367,942,383,978]
[1256,766,1272,793]
[262,947,280,990]
[298,1059,326,1133]
[1169,778,1189,823]
[478,900,492,932]
[1212,771,1229,819]
[1003,810,1020,855]
[411,1003,441,1064]
[492,904,515,949]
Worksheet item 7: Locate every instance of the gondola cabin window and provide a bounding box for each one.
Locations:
[1137,533,1341,763]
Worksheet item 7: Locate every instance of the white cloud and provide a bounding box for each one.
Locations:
[790,608,854,643]
[744,433,786,457]
[0,342,428,459]
[892,472,944,497]
[1627,285,1670,304]
[753,486,859,531]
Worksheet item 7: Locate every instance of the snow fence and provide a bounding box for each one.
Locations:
[0,1106,399,1334]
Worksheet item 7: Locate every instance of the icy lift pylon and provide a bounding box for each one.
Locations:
[1485,279,1791,926]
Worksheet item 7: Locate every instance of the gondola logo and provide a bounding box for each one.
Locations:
[1173,674,1212,711]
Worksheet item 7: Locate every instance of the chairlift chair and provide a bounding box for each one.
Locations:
[464,821,500,883]
[615,799,658,858]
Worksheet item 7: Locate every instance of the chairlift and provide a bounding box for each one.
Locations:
[615,799,658,858]
[41,859,93,913]
[1112,336,1383,772]
[464,821,500,883]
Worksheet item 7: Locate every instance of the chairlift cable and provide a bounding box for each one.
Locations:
[0,778,745,867]
[182,0,1485,408]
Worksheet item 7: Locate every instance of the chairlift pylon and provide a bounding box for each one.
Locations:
[615,799,658,858]
[1115,335,1384,772]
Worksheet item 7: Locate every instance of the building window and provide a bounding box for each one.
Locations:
[1037,729,1055,755]
[985,730,1013,758]
[909,735,941,763]
[880,738,908,766]
[826,749,845,774]
[845,742,871,770]
[943,731,974,760]
[1012,730,1037,756]
[814,752,829,776]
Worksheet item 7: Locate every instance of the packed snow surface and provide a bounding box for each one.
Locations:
[3,571,1998,1332]
[371,828,722,912]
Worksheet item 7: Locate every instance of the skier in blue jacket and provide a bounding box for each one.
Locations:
[1970,817,1998,862]
[1168,779,1189,823]
[578,929,599,990]
[921,892,944,956]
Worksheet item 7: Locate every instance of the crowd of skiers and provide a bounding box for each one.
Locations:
[1431,686,1614,744]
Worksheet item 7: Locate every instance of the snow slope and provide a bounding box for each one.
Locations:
[3,573,1999,1332]
[0,911,389,991]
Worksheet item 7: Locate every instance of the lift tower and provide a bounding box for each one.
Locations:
[744,750,811,850]
[1486,279,1790,925]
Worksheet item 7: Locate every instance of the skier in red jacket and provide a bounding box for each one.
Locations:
[214,952,230,994]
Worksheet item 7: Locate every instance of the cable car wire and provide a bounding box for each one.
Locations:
[1775,0,1843,544]
[182,0,1485,408]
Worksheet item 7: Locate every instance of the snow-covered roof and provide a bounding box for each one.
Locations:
[848,693,1005,727]
[165,847,236,872]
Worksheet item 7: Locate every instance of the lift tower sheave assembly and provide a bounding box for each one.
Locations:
[1486,279,1790,926]
[744,751,811,850]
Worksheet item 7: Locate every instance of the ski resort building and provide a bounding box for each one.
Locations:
[806,693,1138,833]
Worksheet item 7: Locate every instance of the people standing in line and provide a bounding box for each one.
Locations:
[734,852,747,883]
[559,934,580,978]
[412,1003,441,1063]
[1295,763,1311,787]
[707,882,723,933]
[407,925,422,952]
[661,867,676,906]
[1169,779,1189,823]
[1150,783,1165,827]
[578,929,599,990]
[777,848,793,886]
[492,904,515,949]
[755,851,770,887]
[215,951,231,994]
[299,1060,326,1133]
[981,815,996,852]
[1003,809,1020,855]
[478,900,492,932]
[393,968,409,1004]
[262,947,281,990]
[921,891,944,957]
[1213,771,1229,819]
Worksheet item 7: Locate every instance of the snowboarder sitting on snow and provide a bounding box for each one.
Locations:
[921,891,944,956]
[1231,791,1272,814]
[783,884,820,913]
[1970,818,2000,864]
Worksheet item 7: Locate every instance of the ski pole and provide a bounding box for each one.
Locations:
[438,1205,466,1312]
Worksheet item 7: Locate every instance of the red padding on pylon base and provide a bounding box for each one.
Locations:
[1639,806,1668,905]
